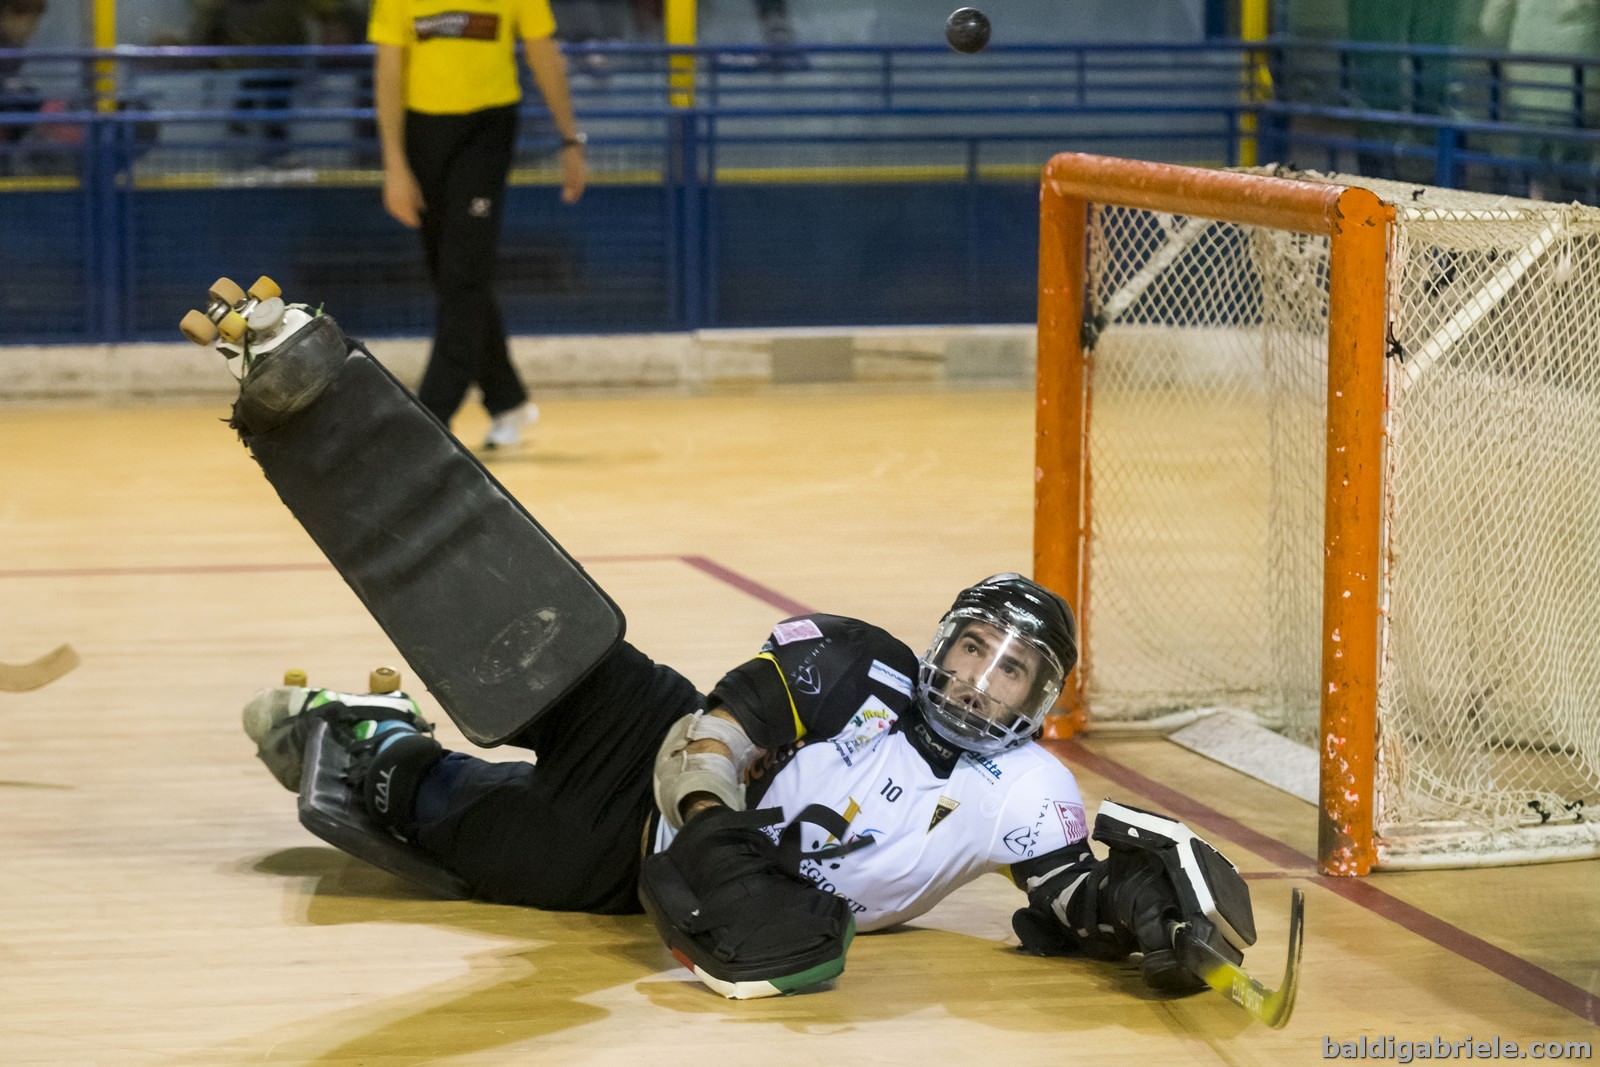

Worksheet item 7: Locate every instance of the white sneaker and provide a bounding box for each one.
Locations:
[484,403,539,449]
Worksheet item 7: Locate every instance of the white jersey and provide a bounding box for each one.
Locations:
[653,693,1088,932]
[754,716,1087,931]
[654,611,1088,931]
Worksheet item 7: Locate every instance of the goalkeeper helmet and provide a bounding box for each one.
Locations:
[918,574,1077,756]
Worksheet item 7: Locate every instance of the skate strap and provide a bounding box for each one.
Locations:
[778,803,876,870]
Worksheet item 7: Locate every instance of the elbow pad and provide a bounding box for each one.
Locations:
[652,711,761,830]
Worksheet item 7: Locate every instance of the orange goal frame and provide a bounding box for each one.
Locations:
[1032,153,1395,877]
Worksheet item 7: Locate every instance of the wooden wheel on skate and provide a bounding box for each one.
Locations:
[178,274,283,348]
[179,309,218,345]
[248,276,282,301]
[368,666,401,694]
[217,310,249,344]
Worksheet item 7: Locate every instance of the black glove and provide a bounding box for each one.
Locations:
[1101,847,1207,994]
[639,806,854,986]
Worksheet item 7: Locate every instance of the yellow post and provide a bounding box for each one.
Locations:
[664,0,696,108]
[94,0,117,112]
[1238,0,1270,166]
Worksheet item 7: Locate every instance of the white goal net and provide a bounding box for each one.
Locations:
[1077,170,1600,867]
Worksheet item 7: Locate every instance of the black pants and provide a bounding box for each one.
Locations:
[403,641,702,914]
[404,105,529,425]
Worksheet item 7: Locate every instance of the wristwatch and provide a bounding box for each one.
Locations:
[561,131,588,148]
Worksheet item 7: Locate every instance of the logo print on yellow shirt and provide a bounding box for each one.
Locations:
[414,12,500,40]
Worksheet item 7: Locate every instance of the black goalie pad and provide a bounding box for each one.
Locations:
[231,313,625,746]
[296,715,472,899]
[1093,799,1256,962]
[638,806,860,999]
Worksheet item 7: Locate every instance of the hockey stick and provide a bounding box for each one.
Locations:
[1175,887,1304,1029]
[0,644,80,692]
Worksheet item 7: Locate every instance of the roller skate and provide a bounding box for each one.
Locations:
[179,275,351,435]
[267,667,469,899]
[242,666,432,794]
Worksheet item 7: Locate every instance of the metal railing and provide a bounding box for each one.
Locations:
[0,40,1593,344]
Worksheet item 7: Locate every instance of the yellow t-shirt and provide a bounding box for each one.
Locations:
[368,0,558,115]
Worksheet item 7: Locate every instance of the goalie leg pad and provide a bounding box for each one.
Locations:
[1094,799,1256,960]
[297,715,472,899]
[638,807,856,999]
[234,323,624,747]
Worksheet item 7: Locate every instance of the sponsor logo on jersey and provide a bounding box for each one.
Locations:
[850,699,895,727]
[964,752,1004,780]
[1054,799,1087,841]
[792,663,822,695]
[831,696,895,765]
[868,658,912,696]
[796,864,868,914]
[771,618,824,645]
[1003,824,1038,856]
[413,12,501,40]
[785,637,834,697]
[927,796,959,832]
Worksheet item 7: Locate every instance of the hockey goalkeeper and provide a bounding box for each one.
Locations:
[202,281,1264,1005]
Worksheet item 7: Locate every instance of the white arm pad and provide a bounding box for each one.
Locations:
[652,711,762,830]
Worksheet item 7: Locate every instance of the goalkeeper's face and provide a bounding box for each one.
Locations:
[917,615,1063,755]
[941,621,1040,711]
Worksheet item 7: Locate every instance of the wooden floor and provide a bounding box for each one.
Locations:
[1,387,1595,1066]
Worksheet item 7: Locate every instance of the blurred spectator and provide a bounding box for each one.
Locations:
[552,0,631,76]
[630,0,802,71]
[1479,0,1600,202]
[1,0,45,148]
[0,0,45,175]
[189,0,346,165]
[1348,0,1465,181]
[754,0,793,50]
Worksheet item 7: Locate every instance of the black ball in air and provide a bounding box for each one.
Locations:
[945,7,991,53]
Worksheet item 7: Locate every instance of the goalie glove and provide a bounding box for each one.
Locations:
[1012,799,1256,995]
[638,804,868,999]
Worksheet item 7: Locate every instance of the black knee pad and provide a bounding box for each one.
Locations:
[362,732,444,831]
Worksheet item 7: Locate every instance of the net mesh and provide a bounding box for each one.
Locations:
[1075,169,1600,865]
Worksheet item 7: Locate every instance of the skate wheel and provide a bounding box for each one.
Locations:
[179,309,218,346]
[208,277,246,308]
[217,310,248,344]
[248,275,282,301]
[368,666,401,694]
[283,668,308,687]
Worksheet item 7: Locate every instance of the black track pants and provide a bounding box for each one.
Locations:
[405,105,529,424]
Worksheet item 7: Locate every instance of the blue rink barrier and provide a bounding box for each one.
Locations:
[0,41,1595,344]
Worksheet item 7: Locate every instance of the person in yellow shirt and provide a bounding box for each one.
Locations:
[369,0,586,448]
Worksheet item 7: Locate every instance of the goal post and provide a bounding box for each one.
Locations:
[1034,152,1600,876]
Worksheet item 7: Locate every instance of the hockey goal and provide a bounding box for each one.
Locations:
[1034,152,1600,875]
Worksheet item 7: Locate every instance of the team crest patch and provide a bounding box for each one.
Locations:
[771,618,824,645]
[927,796,959,832]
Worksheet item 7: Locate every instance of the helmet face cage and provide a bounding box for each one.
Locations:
[918,607,1065,756]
